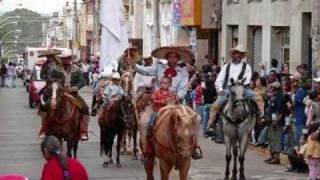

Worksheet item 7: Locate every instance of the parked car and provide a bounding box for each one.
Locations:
[28,67,46,108]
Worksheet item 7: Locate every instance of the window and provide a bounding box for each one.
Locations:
[248,0,262,3]
[231,26,239,47]
[227,0,239,4]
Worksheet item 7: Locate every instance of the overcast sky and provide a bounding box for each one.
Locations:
[0,0,73,15]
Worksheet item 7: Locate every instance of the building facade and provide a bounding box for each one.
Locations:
[129,0,221,69]
[221,0,313,72]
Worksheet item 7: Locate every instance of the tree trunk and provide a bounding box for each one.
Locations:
[152,0,161,48]
[312,0,320,80]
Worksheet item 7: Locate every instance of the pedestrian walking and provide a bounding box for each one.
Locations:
[0,64,7,87]
[6,62,15,88]
[40,135,88,180]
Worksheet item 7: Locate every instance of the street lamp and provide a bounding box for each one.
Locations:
[0,29,22,41]
[0,21,18,31]
[0,16,20,25]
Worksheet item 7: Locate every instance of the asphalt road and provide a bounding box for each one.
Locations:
[0,81,307,179]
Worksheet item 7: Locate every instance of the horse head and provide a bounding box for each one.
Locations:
[50,81,64,111]
[228,77,248,121]
[120,73,133,97]
[170,106,199,159]
[122,95,136,128]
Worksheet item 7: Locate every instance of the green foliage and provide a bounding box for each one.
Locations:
[0,8,49,56]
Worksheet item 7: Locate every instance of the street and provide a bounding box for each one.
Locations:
[0,81,307,180]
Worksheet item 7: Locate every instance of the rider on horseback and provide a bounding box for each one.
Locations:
[135,45,202,159]
[38,50,90,141]
[98,72,124,122]
[207,44,255,129]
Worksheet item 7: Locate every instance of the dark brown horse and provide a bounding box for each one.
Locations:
[120,72,139,159]
[98,98,125,168]
[47,82,82,158]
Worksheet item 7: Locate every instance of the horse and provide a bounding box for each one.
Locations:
[98,98,125,168]
[215,79,258,180]
[139,105,200,180]
[120,72,139,158]
[47,82,82,158]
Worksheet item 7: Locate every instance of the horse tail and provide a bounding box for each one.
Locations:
[99,122,107,156]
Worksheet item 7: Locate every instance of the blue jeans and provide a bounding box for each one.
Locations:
[215,88,255,105]
[149,111,158,126]
[201,104,212,134]
[294,124,305,146]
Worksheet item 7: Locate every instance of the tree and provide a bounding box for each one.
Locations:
[0,9,49,56]
[312,0,320,80]
[152,0,160,48]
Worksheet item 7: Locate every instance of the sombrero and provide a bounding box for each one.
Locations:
[38,49,62,57]
[124,45,138,53]
[151,45,193,63]
[55,53,73,65]
[229,44,247,56]
[142,55,153,60]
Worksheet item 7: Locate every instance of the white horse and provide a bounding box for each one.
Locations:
[220,79,258,180]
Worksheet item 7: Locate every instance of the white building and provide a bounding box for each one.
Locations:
[221,0,313,72]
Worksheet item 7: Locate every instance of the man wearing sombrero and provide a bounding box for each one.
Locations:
[118,45,139,75]
[135,45,190,100]
[207,44,254,129]
[135,45,203,159]
[38,51,89,141]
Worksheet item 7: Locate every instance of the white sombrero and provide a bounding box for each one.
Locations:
[229,44,248,56]
[151,45,194,64]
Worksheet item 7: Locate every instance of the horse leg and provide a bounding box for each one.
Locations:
[116,130,124,168]
[144,154,155,180]
[239,134,249,180]
[179,158,191,180]
[73,139,79,159]
[231,145,238,180]
[224,135,232,180]
[132,127,138,160]
[121,129,127,155]
[128,129,133,154]
[159,159,173,180]
[66,141,72,158]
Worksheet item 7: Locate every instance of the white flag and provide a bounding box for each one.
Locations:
[99,0,129,73]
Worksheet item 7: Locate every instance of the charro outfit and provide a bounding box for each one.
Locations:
[39,57,89,140]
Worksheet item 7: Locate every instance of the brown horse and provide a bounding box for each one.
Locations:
[47,82,82,158]
[139,105,200,180]
[98,98,125,168]
[120,72,139,158]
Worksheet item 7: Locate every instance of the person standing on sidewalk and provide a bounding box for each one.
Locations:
[6,62,15,88]
[40,135,88,180]
[264,82,286,164]
[0,64,7,87]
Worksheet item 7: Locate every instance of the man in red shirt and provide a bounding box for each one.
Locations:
[41,136,88,180]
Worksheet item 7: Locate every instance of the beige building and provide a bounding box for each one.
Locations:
[129,0,221,69]
[221,0,313,72]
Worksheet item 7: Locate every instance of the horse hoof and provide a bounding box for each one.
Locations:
[230,176,237,180]
[108,159,114,164]
[239,175,246,180]
[132,155,138,160]
[102,162,109,168]
[224,177,229,180]
[116,162,122,168]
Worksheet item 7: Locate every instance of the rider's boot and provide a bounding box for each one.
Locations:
[207,104,222,130]
[39,117,48,139]
[80,114,89,141]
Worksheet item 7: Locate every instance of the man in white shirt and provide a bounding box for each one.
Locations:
[207,44,254,129]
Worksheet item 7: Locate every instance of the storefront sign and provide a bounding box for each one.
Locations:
[179,0,201,26]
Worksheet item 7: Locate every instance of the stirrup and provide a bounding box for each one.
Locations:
[192,147,203,160]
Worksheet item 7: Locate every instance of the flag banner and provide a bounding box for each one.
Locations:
[99,0,129,73]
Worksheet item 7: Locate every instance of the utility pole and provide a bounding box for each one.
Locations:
[73,0,79,56]
[152,0,160,48]
[312,0,320,81]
